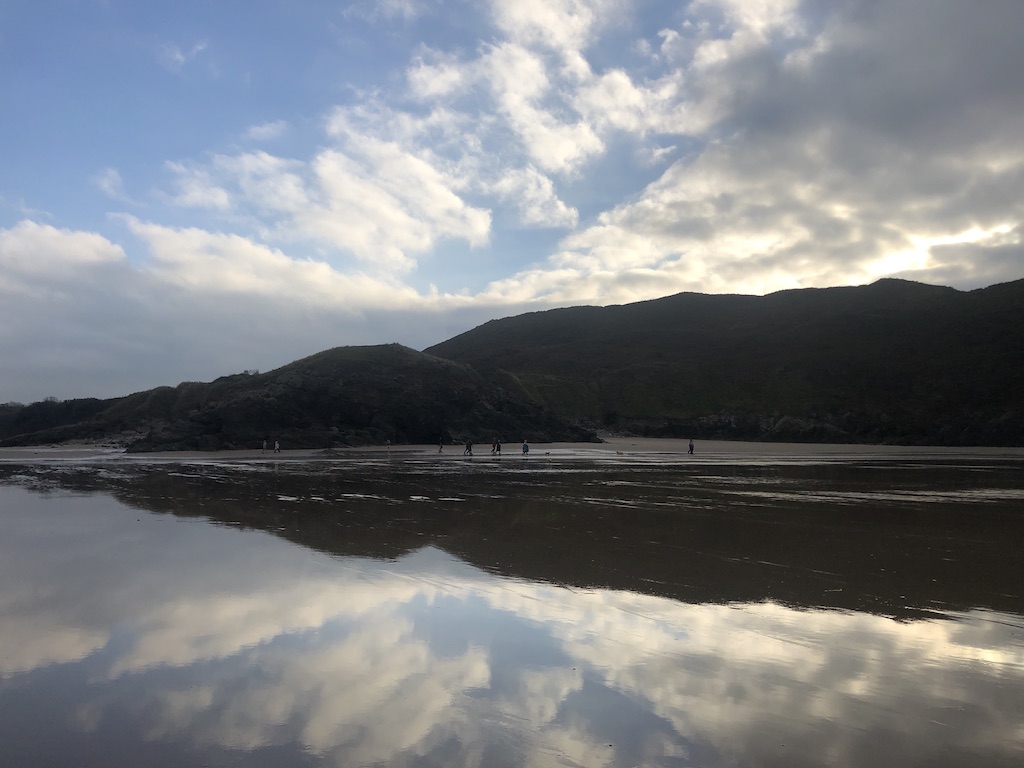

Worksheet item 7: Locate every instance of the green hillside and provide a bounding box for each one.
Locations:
[0,344,596,451]
[426,279,1024,445]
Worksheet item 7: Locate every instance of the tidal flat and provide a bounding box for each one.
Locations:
[1,441,1023,767]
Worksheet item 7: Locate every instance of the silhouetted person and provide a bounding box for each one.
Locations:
[274,440,281,453]
[261,439,267,454]
[522,440,529,454]
[496,439,501,455]
[688,438,694,455]
[464,439,473,455]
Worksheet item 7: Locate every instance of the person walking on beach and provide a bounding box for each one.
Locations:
[495,439,501,455]
[438,437,444,453]
[274,440,281,454]
[261,439,267,454]
[464,439,473,455]
[688,438,694,455]
[522,439,529,455]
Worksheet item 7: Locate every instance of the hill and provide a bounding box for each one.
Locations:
[426,278,1024,445]
[0,344,596,451]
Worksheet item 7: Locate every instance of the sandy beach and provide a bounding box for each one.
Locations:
[2,436,1022,464]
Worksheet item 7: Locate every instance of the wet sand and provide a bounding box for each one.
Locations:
[2,436,1022,464]
[2,438,1023,767]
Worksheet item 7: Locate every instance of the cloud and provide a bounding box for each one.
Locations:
[0,213,532,401]
[480,41,604,174]
[157,40,208,73]
[488,0,622,59]
[243,120,289,142]
[0,220,126,287]
[123,215,420,308]
[476,0,1024,301]
[158,109,493,275]
[4,0,1024,401]
[0,218,414,401]
[165,161,231,211]
[407,51,471,100]
[488,166,578,228]
[93,168,128,201]
[307,140,491,270]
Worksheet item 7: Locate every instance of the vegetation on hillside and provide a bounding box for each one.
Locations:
[426,279,1024,445]
[3,278,1022,449]
[0,345,596,451]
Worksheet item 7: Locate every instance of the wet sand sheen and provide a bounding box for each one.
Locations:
[4,436,1024,463]
[1,444,1022,767]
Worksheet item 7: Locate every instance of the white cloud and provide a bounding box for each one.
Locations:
[212,152,309,215]
[463,0,1024,303]
[124,215,419,308]
[488,0,621,58]
[480,42,604,174]
[165,161,231,211]
[158,40,208,73]
[93,167,127,200]
[0,220,125,284]
[243,120,288,142]
[407,51,471,100]
[490,166,578,228]
[303,142,491,271]
[574,69,650,133]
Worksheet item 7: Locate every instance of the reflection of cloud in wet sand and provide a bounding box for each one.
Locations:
[96,561,1024,765]
[144,616,491,765]
[0,617,107,678]
[2,485,1023,767]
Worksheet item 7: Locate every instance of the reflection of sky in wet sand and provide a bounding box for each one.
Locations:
[1,484,1023,767]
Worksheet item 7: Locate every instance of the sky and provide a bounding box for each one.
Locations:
[2,0,1023,403]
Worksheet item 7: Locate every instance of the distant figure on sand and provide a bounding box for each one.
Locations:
[274,440,281,453]
[386,439,391,452]
[522,440,529,455]
[688,439,694,455]
[438,437,444,453]
[495,439,501,455]
[261,439,267,454]
[464,439,473,455]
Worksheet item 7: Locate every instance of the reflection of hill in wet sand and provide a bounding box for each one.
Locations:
[3,483,1022,768]
[3,440,1023,619]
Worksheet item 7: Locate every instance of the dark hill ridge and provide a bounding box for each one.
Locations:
[426,278,1024,445]
[0,344,596,451]
[2,278,1022,449]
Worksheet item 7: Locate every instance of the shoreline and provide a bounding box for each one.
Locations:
[3,436,1024,464]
